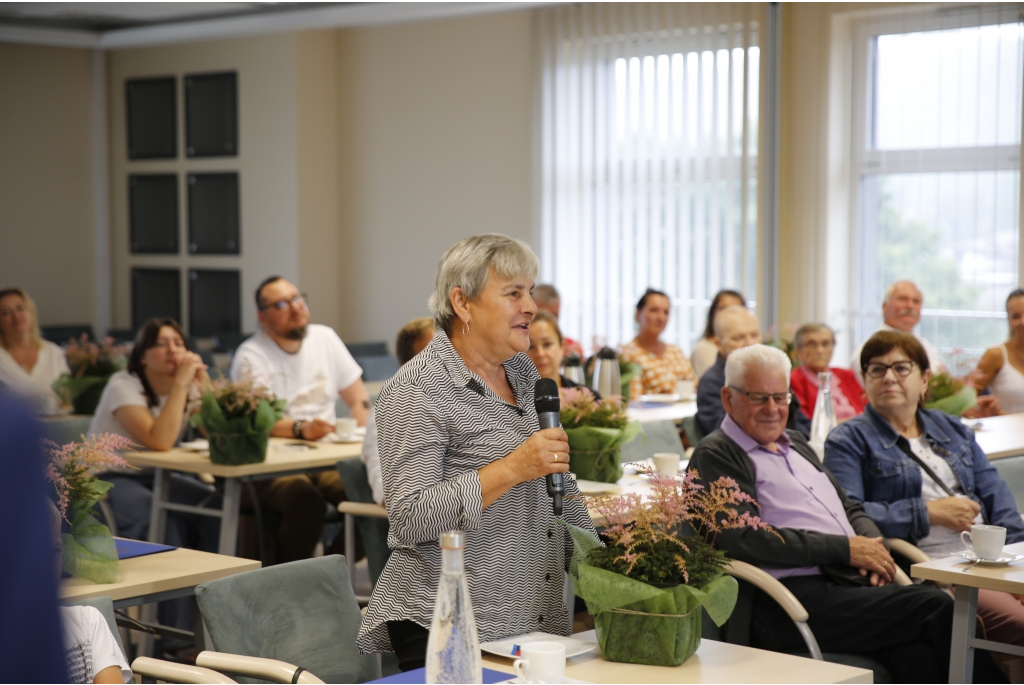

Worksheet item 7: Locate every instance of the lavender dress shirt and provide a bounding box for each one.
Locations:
[720,415,857,578]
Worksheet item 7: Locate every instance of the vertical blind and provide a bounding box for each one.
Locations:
[539,3,761,356]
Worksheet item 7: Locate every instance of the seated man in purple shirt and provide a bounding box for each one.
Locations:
[687,344,1003,684]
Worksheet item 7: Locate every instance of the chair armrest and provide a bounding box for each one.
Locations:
[885,537,931,564]
[337,501,388,518]
[893,566,912,586]
[196,652,325,684]
[724,560,809,623]
[131,657,238,684]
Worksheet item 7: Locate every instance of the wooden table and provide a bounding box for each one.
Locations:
[124,438,363,556]
[481,629,872,683]
[60,546,259,608]
[912,541,1024,683]
[627,399,697,424]
[969,413,1024,461]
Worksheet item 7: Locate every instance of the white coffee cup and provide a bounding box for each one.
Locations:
[961,524,1007,561]
[653,453,681,478]
[512,641,566,684]
[336,417,358,440]
[676,379,695,398]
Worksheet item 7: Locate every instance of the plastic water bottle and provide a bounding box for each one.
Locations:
[425,531,482,684]
[809,371,838,461]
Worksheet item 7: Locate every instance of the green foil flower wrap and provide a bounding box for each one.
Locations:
[191,382,286,465]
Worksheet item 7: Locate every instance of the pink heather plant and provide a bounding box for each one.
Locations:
[64,334,128,378]
[559,386,629,430]
[44,434,137,522]
[586,467,778,587]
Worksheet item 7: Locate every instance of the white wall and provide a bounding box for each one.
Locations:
[0,42,96,326]
[333,10,536,346]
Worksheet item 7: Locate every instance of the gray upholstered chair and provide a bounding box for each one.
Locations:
[620,419,679,464]
[336,457,390,597]
[194,556,380,684]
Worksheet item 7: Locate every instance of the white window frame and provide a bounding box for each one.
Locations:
[847,4,1024,360]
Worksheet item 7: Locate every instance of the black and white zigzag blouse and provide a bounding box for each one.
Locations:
[356,330,597,653]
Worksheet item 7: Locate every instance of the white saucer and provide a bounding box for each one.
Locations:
[574,480,620,495]
[180,439,209,451]
[481,632,598,659]
[952,550,1024,566]
[638,394,681,404]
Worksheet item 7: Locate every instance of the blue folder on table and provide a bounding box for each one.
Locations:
[116,538,176,560]
[368,667,509,684]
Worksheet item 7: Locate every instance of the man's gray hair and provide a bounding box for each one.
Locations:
[713,305,754,339]
[428,234,540,332]
[533,284,560,306]
[724,344,792,387]
[883,280,922,305]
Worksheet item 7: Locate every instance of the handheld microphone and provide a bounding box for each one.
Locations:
[535,378,564,516]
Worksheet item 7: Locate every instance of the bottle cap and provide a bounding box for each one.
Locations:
[439,530,465,550]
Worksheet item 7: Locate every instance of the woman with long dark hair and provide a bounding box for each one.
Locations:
[89,318,218,547]
[620,288,694,398]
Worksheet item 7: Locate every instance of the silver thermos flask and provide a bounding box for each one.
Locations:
[591,347,621,399]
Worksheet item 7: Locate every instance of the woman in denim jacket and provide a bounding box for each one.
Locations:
[825,330,1024,650]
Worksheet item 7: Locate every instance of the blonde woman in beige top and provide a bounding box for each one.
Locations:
[620,288,694,399]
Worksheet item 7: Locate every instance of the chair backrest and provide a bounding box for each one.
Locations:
[353,356,399,382]
[65,595,135,684]
[39,416,93,447]
[620,420,682,463]
[345,342,389,357]
[336,457,391,587]
[42,324,95,346]
[194,556,379,684]
[681,415,704,447]
[993,456,1024,509]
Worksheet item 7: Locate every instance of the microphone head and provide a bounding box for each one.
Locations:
[534,378,560,414]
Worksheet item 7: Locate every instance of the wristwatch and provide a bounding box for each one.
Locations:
[293,420,305,439]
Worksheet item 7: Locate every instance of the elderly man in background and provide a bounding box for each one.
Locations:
[231,275,371,563]
[850,280,944,386]
[533,284,584,357]
[686,345,1004,684]
[696,307,810,437]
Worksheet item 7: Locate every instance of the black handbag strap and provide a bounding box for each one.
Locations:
[895,435,988,524]
[895,435,956,498]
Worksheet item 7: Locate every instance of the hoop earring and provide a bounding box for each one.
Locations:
[463,321,470,336]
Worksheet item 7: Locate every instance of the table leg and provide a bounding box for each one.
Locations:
[218,478,241,557]
[950,584,978,684]
[148,467,170,544]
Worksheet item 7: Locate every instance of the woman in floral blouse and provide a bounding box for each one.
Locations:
[621,288,694,399]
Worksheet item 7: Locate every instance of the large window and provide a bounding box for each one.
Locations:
[852,9,1023,373]
[539,4,761,355]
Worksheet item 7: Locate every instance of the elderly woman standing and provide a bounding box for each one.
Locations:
[825,330,1024,649]
[789,323,865,422]
[356,235,596,671]
[0,287,69,414]
[620,288,694,399]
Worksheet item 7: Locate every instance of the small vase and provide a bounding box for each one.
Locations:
[208,431,269,465]
[63,507,119,584]
[594,602,702,666]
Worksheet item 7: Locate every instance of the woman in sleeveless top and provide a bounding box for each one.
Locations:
[973,289,1024,414]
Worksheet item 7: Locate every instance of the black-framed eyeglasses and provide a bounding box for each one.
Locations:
[863,361,916,379]
[261,293,307,312]
[728,385,792,406]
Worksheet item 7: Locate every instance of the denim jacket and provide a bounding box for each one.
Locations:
[823,404,1024,545]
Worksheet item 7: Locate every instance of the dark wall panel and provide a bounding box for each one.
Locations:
[126,77,176,159]
[129,174,178,254]
[132,268,181,331]
[189,269,240,336]
[188,172,240,254]
[185,72,237,157]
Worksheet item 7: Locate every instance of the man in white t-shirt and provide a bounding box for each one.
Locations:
[850,280,945,386]
[231,276,371,563]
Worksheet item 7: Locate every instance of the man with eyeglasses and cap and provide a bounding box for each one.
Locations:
[686,343,1006,684]
[231,275,371,563]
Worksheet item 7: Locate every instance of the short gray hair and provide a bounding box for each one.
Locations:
[883,280,922,305]
[428,234,540,332]
[724,344,792,387]
[794,323,834,348]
